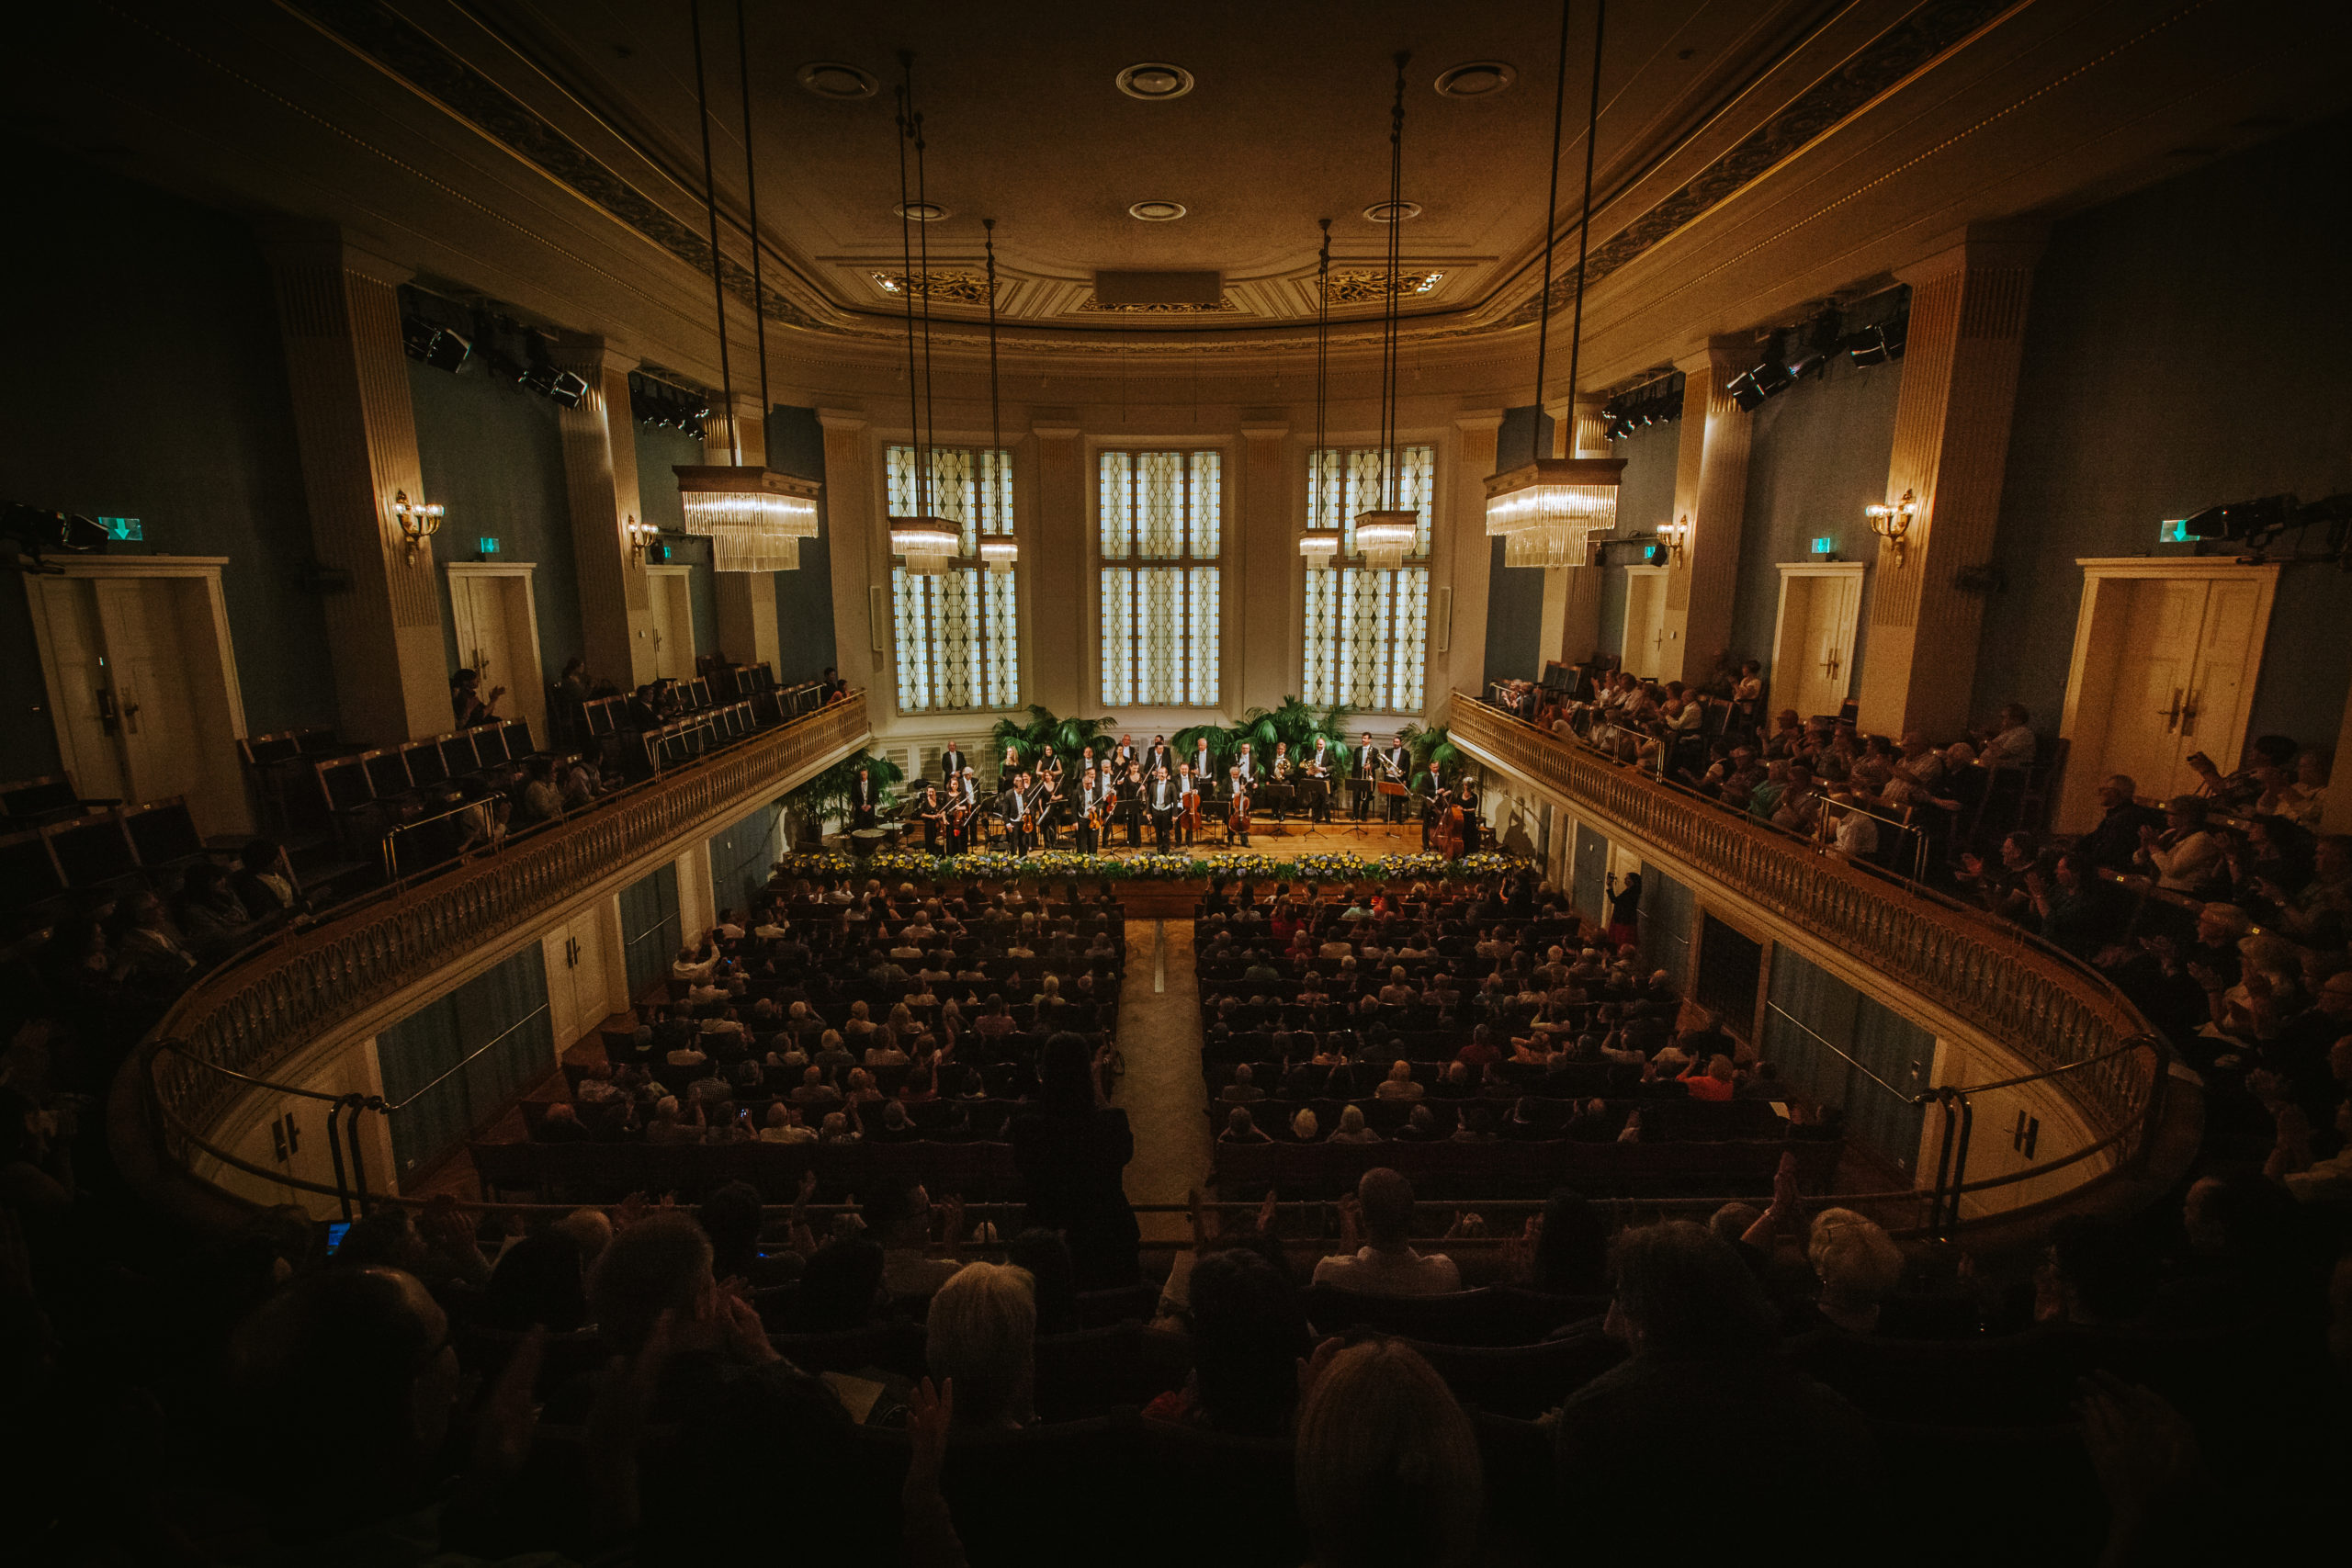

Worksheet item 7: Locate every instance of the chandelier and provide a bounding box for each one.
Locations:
[886,54,961,581]
[1353,57,1422,570]
[1483,0,1620,561]
[1300,218,1340,570]
[670,0,819,572]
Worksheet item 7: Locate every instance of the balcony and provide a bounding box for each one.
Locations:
[1447,696,2194,1235]
[121,693,872,1213]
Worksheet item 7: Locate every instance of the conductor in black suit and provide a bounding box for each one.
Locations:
[1148,766,1179,854]
[851,768,879,831]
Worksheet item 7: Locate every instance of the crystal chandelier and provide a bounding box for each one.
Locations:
[670,0,819,572]
[1356,513,1419,570]
[1483,0,1619,560]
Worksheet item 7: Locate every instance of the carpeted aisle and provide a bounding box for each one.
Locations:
[1111,916,1210,1245]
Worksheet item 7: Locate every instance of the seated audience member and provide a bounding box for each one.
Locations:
[1804,1209,1906,1333]
[2077,773,2164,872]
[2135,795,2224,893]
[1295,1337,1483,1568]
[1327,1104,1381,1144]
[1145,1247,1313,1438]
[1219,1106,1272,1144]
[1376,1058,1425,1100]
[926,1260,1036,1431]
[1312,1168,1461,1296]
[1556,1223,1873,1556]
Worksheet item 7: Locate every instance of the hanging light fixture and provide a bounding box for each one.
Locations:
[1482,0,1623,558]
[1353,55,1422,571]
[1300,218,1341,569]
[672,0,819,571]
[978,217,1016,573]
[887,53,959,578]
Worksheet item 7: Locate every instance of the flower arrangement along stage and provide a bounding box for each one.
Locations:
[777,848,1529,885]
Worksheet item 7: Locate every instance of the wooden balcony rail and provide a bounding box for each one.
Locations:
[148,693,872,1142]
[1448,697,2160,1145]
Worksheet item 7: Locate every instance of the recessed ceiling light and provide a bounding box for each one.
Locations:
[1115,62,1194,101]
[1364,200,1422,223]
[1434,61,1515,98]
[894,201,948,222]
[1128,199,1188,222]
[797,61,878,99]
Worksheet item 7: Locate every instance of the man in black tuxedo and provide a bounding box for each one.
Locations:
[1073,766,1102,853]
[1188,737,1214,785]
[1419,763,1450,850]
[1352,731,1379,822]
[1148,734,1173,776]
[1114,734,1138,772]
[940,740,968,785]
[851,767,879,831]
[1000,771,1033,855]
[1148,766,1179,853]
[1385,733,1412,823]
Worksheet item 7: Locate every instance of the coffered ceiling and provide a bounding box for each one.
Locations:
[7,0,2348,399]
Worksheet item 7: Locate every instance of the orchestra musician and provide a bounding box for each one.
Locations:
[1036,744,1063,787]
[1269,742,1293,824]
[1074,766,1103,853]
[1147,734,1173,776]
[940,739,968,785]
[1113,734,1138,773]
[917,783,946,853]
[1176,762,1200,847]
[1235,742,1257,791]
[1001,740,1023,777]
[1351,731,1379,822]
[1226,765,1251,847]
[1031,769,1063,851]
[1188,736,1214,785]
[1419,761,1450,851]
[945,771,978,854]
[1121,762,1148,848]
[1455,777,1483,855]
[1306,738,1334,825]
[1148,766,1179,853]
[1000,769,1034,856]
[851,767,879,832]
[1384,732,1412,822]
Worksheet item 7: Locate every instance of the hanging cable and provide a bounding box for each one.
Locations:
[1381,53,1408,508]
[1316,217,1331,517]
[1532,0,1572,420]
[1564,0,1608,429]
[894,62,922,513]
[985,218,1001,526]
[688,0,736,462]
[734,0,769,448]
[911,91,937,521]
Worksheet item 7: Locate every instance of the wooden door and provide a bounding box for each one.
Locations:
[647,569,692,682]
[2182,578,2265,773]
[546,907,620,1054]
[1622,569,1668,675]
[1792,572,1860,719]
[2104,578,2211,800]
[449,573,547,746]
[94,578,203,806]
[32,579,127,799]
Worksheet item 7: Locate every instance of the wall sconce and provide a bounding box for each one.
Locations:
[625,513,657,567]
[1866,488,1920,566]
[1656,514,1690,566]
[390,490,443,566]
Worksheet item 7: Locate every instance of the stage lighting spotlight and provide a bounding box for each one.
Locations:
[523,365,588,407]
[401,319,471,373]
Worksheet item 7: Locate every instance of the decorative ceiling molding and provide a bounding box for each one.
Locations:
[281,0,2017,355]
[870,268,1001,308]
[1324,267,1447,305]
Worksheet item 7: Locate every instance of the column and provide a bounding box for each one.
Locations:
[1538,394,1611,668]
[257,223,449,743]
[818,411,880,694]
[552,335,653,689]
[1445,412,1503,713]
[1030,422,1085,716]
[1236,421,1294,714]
[1659,336,1755,685]
[706,392,780,672]
[1854,224,2045,739]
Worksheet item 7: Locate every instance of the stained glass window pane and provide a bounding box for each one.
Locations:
[887,443,1021,713]
[1096,447,1222,706]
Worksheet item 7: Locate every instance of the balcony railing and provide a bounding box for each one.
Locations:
[147,693,871,1145]
[1448,697,2162,1158]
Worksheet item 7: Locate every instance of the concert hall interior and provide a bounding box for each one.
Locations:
[6,3,2352,1563]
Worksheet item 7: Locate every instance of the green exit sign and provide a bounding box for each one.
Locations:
[2157,519,2192,544]
[1810,536,1834,554]
[478,536,500,555]
[97,516,143,541]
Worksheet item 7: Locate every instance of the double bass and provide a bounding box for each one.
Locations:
[1227,781,1251,842]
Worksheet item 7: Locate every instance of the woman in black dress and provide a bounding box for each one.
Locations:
[1010,1032,1139,1289]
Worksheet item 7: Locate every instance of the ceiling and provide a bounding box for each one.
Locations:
[7,0,2350,400]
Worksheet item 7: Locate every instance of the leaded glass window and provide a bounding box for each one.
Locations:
[1098,448,1221,706]
[1303,445,1433,715]
[888,444,1019,713]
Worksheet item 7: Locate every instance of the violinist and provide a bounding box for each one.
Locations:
[917,783,946,853]
[1031,768,1063,851]
[945,771,978,854]
[1000,769,1034,856]
[1074,766,1102,853]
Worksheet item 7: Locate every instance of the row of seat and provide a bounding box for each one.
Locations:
[0,795,208,922]
[1212,1134,1841,1200]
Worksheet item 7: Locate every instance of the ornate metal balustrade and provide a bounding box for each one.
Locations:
[149,694,871,1142]
[1449,698,2159,1143]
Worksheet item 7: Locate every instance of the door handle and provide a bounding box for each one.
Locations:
[96,687,119,736]
[2180,689,2200,738]
[121,689,141,734]
[2156,688,2183,733]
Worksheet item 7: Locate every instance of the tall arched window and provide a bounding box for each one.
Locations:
[1302,443,1433,715]
[1098,448,1222,706]
[888,444,1019,713]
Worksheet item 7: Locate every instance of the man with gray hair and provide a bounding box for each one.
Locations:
[1311,1168,1461,1296]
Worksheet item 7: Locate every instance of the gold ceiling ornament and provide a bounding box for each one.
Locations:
[1074,296,1241,313]
[1482,0,1618,558]
[1324,267,1444,305]
[870,268,999,307]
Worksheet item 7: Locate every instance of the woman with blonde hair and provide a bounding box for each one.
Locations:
[1295,1337,1482,1568]
[927,1259,1037,1431]
[1807,1207,1906,1333]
